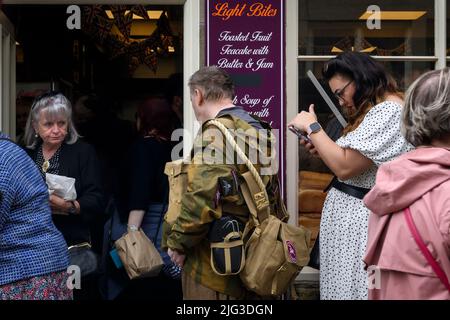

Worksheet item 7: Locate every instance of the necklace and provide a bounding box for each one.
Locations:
[42,160,50,173]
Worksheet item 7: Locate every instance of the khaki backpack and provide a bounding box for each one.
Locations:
[208,119,311,297]
[162,118,311,297]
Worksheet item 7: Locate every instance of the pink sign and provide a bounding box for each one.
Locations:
[206,0,286,193]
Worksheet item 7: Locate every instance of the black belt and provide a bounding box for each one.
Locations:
[324,176,370,200]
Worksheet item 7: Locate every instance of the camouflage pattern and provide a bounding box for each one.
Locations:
[162,113,286,298]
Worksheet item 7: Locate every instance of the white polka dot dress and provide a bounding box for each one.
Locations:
[319,101,414,300]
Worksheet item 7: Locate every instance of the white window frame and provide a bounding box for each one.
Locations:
[0,11,16,137]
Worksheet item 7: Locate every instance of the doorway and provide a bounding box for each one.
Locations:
[3,3,183,138]
[0,11,15,136]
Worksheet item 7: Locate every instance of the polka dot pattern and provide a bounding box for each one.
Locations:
[319,101,414,300]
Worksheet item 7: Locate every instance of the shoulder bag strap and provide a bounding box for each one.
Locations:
[207,119,271,225]
[403,207,450,293]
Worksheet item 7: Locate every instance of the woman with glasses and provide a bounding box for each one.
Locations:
[288,52,413,299]
[23,91,105,300]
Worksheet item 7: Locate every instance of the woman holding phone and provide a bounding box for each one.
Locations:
[288,52,413,299]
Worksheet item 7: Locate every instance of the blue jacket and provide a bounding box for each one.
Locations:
[0,135,69,286]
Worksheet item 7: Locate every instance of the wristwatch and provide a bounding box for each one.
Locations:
[67,201,77,215]
[306,122,322,136]
[127,224,139,232]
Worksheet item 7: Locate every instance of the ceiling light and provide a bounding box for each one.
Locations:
[331,46,377,53]
[105,10,163,20]
[147,11,164,20]
[360,46,377,53]
[105,10,114,19]
[359,11,427,21]
[331,46,343,53]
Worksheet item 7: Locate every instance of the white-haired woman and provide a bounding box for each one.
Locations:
[24,91,105,300]
[363,68,450,299]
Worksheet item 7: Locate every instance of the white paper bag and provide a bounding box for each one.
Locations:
[45,173,77,201]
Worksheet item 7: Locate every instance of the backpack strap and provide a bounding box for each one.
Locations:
[207,119,272,225]
[241,171,270,222]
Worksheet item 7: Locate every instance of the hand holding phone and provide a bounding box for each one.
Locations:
[288,125,312,144]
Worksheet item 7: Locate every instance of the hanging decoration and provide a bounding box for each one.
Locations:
[83,5,103,25]
[129,5,151,21]
[80,5,176,75]
[104,34,127,59]
[111,5,133,39]
[95,16,115,43]
[300,36,409,57]
[376,43,408,56]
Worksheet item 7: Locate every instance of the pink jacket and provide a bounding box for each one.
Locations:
[363,147,450,300]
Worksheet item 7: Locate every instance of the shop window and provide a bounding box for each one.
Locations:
[299,0,434,56]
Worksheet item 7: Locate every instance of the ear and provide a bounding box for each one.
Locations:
[195,88,205,106]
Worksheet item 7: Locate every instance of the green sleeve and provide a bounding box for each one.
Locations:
[166,163,234,252]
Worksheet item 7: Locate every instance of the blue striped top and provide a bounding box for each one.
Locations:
[0,135,69,286]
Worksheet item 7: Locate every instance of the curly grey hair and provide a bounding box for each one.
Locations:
[402,68,450,146]
[24,92,80,149]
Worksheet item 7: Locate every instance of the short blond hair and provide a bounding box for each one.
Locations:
[402,68,450,146]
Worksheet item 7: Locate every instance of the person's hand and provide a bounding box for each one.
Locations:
[288,104,318,133]
[299,139,319,157]
[168,248,185,268]
[49,194,71,215]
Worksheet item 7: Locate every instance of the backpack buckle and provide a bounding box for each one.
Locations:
[254,192,269,210]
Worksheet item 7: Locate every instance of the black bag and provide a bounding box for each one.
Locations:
[308,234,320,270]
[208,215,245,275]
[68,243,100,277]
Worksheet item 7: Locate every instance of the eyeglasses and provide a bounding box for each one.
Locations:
[333,80,353,102]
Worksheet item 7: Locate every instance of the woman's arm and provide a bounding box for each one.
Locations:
[126,139,155,230]
[308,130,373,180]
[49,194,80,215]
[289,104,373,180]
[127,209,145,230]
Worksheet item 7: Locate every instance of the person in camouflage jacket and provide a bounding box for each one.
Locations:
[162,66,282,299]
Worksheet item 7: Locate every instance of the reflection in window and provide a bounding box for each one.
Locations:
[297,60,433,172]
[299,0,434,56]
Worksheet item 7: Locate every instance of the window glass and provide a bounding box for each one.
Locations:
[299,0,434,56]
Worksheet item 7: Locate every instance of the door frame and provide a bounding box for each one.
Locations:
[0,10,15,137]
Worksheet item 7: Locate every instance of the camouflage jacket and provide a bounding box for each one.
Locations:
[162,111,286,298]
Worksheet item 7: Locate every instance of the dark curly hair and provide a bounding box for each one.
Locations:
[323,52,402,134]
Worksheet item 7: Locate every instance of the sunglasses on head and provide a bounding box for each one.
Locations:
[31,91,62,110]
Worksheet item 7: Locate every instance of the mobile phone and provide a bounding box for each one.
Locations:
[288,125,312,144]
